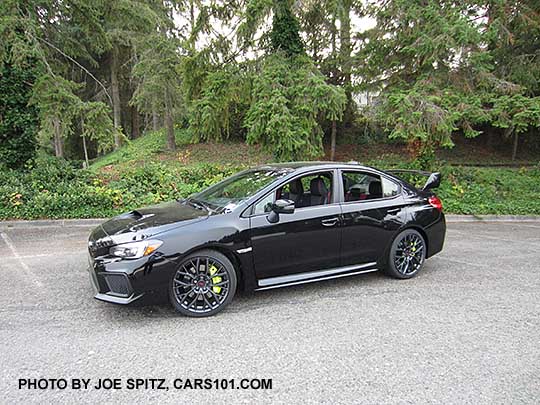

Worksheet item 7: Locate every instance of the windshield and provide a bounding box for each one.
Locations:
[190,168,290,212]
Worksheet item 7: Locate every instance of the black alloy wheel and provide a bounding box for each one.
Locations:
[169,250,237,317]
[385,229,426,279]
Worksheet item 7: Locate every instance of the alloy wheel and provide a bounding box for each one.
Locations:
[172,256,231,314]
[393,233,425,276]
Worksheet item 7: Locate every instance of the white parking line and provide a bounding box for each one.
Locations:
[2,252,83,260]
[0,232,43,288]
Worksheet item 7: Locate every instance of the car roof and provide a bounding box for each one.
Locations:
[253,161,375,173]
[232,161,416,213]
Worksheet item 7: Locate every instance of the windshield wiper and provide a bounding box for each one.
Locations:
[186,198,215,214]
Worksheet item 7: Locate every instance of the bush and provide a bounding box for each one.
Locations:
[0,157,243,219]
[436,166,540,215]
[0,64,39,169]
[1,156,539,219]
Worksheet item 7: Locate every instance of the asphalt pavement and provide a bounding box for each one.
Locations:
[0,221,538,404]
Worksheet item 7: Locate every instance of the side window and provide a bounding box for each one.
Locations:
[381,177,400,198]
[342,171,382,201]
[282,171,333,208]
[253,191,275,215]
[251,171,333,215]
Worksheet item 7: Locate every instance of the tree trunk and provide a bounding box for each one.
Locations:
[81,117,89,168]
[330,120,337,161]
[164,91,176,151]
[82,134,89,168]
[131,106,140,138]
[190,0,195,31]
[52,116,63,158]
[512,132,518,161]
[110,48,122,149]
[339,0,353,125]
[486,129,495,149]
[331,15,337,81]
[152,109,159,132]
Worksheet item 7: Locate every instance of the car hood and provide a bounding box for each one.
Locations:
[100,200,209,239]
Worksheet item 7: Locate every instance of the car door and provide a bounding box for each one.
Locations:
[339,170,405,266]
[248,170,342,283]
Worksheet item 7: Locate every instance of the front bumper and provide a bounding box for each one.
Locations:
[88,264,145,305]
[87,247,176,305]
[94,292,144,305]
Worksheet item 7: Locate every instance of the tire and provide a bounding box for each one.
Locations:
[169,249,237,317]
[384,229,426,279]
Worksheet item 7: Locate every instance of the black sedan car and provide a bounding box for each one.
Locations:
[88,162,445,317]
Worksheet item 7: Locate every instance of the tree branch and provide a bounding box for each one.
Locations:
[35,36,113,105]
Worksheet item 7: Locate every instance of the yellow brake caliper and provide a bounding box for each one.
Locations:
[209,265,222,294]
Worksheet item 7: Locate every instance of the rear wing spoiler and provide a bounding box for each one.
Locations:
[385,169,441,191]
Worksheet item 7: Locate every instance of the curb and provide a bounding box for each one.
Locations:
[0,218,106,229]
[445,215,540,223]
[1,215,540,229]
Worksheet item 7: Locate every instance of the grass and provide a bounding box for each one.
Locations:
[436,166,540,215]
[91,130,540,173]
[91,129,272,172]
[86,131,540,216]
[91,128,195,170]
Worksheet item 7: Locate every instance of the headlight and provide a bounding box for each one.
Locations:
[109,240,163,259]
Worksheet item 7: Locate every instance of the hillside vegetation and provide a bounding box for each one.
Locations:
[1,132,539,220]
[2,1,540,220]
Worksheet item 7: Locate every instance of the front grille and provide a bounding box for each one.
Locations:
[88,238,114,258]
[88,225,114,258]
[103,274,132,296]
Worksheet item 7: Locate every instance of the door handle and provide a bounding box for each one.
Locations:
[321,217,339,227]
[387,208,401,215]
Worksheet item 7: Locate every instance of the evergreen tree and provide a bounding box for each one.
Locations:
[358,0,540,161]
[0,64,39,168]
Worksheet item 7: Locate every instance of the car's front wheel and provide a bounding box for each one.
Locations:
[384,229,426,279]
[169,249,237,317]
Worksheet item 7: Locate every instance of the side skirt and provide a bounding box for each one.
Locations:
[254,262,378,291]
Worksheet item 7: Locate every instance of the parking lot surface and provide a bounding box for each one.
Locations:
[0,221,539,404]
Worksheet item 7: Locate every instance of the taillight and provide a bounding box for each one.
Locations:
[428,196,443,212]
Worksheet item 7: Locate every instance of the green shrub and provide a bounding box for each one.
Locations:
[436,166,540,215]
[1,156,539,219]
[0,157,242,219]
[0,64,39,169]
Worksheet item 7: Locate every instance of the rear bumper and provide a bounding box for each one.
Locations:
[425,213,446,258]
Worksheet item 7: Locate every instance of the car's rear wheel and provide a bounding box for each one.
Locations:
[385,229,426,279]
[169,250,237,317]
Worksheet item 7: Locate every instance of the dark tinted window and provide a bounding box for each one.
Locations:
[342,171,400,201]
[381,177,400,197]
[252,171,333,214]
[195,168,289,211]
[342,171,382,201]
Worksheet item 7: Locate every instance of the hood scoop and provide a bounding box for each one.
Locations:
[123,210,155,222]
[134,211,155,221]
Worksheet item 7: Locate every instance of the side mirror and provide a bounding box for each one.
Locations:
[267,199,295,223]
[422,172,441,191]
